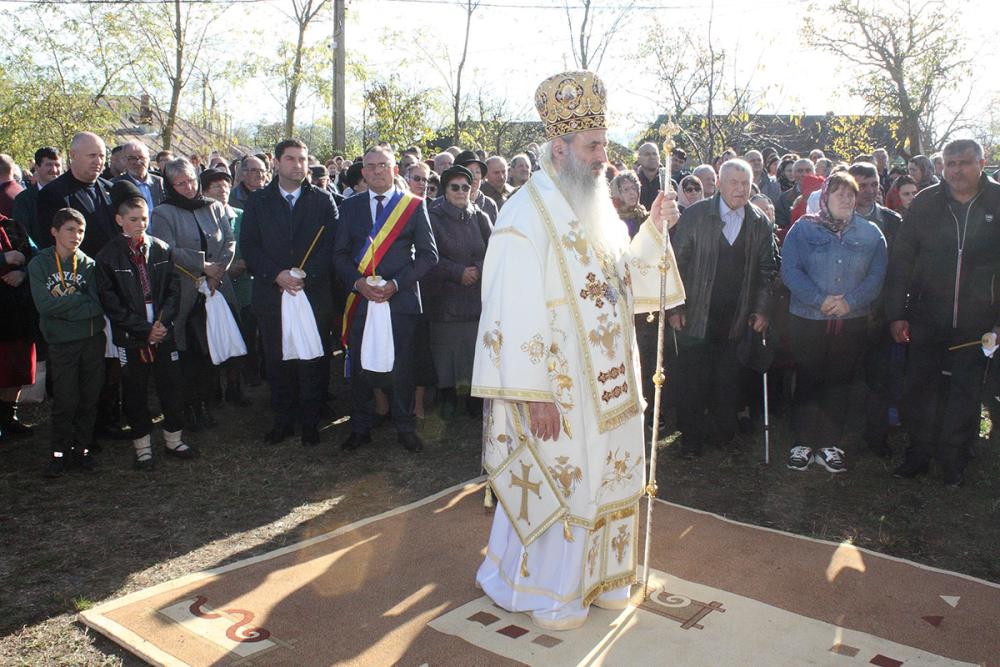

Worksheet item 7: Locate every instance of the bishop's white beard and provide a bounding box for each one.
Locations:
[554,148,628,258]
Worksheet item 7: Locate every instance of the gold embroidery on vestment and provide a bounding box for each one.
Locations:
[612,525,630,565]
[548,455,583,498]
[561,223,591,265]
[601,381,628,403]
[521,334,546,364]
[482,321,503,368]
[579,272,609,308]
[598,363,626,384]
[588,313,622,359]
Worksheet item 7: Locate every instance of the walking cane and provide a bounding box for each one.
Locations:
[762,331,770,465]
[640,127,681,601]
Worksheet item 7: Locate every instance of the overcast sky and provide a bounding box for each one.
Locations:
[225,0,998,145]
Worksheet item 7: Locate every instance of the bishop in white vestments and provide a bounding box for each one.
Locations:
[472,70,686,631]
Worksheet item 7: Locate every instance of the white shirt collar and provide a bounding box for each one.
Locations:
[369,186,395,202]
[279,185,302,201]
[719,197,745,220]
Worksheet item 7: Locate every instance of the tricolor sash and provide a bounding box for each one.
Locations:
[341,191,422,349]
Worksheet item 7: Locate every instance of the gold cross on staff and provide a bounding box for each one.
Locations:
[509,462,542,524]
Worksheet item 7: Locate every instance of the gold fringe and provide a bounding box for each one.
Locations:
[520,553,530,578]
[483,483,495,509]
[597,403,641,434]
[563,518,574,542]
[582,572,638,608]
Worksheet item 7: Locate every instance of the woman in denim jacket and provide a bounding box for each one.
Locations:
[780,172,887,473]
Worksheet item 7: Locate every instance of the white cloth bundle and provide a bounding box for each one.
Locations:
[103,316,122,359]
[281,288,324,361]
[198,281,247,365]
[360,278,394,372]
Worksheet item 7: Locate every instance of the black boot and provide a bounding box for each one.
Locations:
[225,382,251,407]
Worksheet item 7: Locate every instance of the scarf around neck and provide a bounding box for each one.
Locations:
[799,178,853,235]
[163,175,213,211]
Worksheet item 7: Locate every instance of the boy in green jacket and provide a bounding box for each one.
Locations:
[28,208,106,478]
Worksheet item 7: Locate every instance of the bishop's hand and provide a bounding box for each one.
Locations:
[650,190,681,234]
[527,401,561,441]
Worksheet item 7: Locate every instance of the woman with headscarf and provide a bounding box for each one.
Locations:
[777,157,796,192]
[608,170,647,237]
[423,165,492,418]
[780,172,887,475]
[151,158,239,432]
[907,154,938,190]
[676,174,704,213]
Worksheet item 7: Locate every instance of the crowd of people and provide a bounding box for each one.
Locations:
[0,126,997,488]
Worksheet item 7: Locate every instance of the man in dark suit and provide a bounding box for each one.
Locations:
[114,141,165,219]
[240,139,339,447]
[12,146,62,247]
[37,132,116,258]
[334,145,438,453]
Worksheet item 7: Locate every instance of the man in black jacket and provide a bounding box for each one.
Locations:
[667,159,778,457]
[333,145,437,453]
[885,139,1000,486]
[12,146,62,247]
[37,132,116,258]
[240,139,339,447]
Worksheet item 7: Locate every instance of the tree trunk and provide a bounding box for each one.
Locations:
[284,18,308,138]
[161,0,183,150]
[452,1,474,146]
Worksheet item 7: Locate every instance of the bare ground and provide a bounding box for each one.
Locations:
[1,370,997,666]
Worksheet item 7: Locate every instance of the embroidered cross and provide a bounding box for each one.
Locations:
[509,462,542,524]
[579,272,609,308]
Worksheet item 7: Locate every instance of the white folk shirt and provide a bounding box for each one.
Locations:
[472,159,685,607]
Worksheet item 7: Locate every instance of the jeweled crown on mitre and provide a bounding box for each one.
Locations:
[534,70,607,140]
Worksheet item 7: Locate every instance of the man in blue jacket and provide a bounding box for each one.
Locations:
[333,144,437,453]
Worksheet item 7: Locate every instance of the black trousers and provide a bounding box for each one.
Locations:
[789,315,867,447]
[258,312,330,431]
[48,333,105,452]
[903,321,988,470]
[121,343,185,438]
[238,304,261,379]
[348,309,417,434]
[676,333,741,446]
[636,314,678,426]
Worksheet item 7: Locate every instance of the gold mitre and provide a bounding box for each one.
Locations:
[534,70,607,140]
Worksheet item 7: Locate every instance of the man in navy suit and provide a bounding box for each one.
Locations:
[334,145,437,453]
[240,139,339,447]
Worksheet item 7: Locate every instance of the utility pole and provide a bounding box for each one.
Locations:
[332,0,346,154]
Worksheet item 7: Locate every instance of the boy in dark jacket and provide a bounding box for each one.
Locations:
[95,181,195,470]
[28,208,105,477]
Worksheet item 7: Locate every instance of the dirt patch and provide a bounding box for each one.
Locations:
[1,371,997,665]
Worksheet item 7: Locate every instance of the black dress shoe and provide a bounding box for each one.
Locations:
[4,418,33,435]
[341,431,371,451]
[893,457,930,478]
[301,426,320,447]
[264,424,294,445]
[398,432,423,453]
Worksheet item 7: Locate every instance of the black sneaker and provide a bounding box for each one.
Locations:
[814,447,846,473]
[43,453,67,479]
[787,446,812,471]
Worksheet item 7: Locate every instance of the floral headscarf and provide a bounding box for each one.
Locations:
[797,176,854,235]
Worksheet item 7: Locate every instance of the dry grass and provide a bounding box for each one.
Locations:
[1,373,997,665]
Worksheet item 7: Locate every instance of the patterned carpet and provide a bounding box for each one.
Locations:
[80,480,1000,666]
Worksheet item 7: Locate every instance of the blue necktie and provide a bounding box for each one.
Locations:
[285,193,295,211]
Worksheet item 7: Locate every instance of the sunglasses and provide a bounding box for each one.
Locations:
[448,183,471,192]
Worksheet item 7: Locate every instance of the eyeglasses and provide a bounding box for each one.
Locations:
[364,161,392,171]
[244,168,266,175]
[448,183,471,192]
[126,156,147,163]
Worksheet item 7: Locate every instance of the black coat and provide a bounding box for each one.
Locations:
[423,198,491,322]
[36,172,116,258]
[885,174,1000,334]
[239,180,339,317]
[95,234,181,348]
[333,190,438,316]
[669,194,779,341]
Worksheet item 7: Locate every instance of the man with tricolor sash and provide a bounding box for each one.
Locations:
[333,145,438,454]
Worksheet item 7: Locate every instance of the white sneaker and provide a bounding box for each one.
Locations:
[814,447,847,473]
[787,446,812,471]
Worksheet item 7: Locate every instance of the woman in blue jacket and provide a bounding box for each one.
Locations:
[781,172,887,474]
